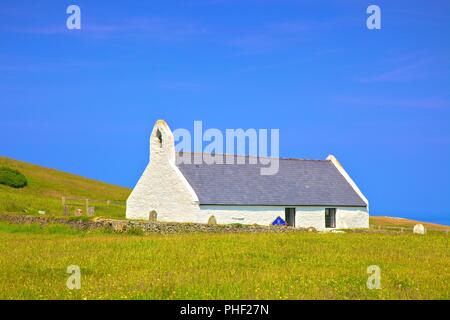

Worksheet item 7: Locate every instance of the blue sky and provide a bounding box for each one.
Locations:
[1,1,449,224]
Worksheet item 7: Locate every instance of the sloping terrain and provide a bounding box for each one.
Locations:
[370,216,449,232]
[0,156,130,218]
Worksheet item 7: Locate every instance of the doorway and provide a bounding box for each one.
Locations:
[285,208,296,227]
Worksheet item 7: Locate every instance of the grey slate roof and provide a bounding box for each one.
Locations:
[176,153,367,207]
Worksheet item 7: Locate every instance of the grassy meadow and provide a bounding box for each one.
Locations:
[0,157,130,219]
[0,221,449,299]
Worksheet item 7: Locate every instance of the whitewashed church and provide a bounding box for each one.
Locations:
[126,120,369,230]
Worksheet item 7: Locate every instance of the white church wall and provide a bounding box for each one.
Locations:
[126,120,201,221]
[199,205,369,231]
[335,207,369,229]
[294,206,369,230]
[199,205,284,226]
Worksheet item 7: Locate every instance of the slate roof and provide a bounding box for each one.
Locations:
[176,153,367,207]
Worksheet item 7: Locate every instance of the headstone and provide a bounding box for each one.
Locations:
[38,210,46,215]
[149,210,158,222]
[207,215,217,225]
[413,224,426,235]
[87,206,95,216]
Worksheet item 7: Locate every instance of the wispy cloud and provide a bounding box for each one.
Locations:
[0,58,106,72]
[156,80,219,92]
[1,17,209,41]
[334,95,450,110]
[223,14,357,55]
[223,20,316,55]
[86,18,208,40]
[355,54,449,83]
[357,59,430,83]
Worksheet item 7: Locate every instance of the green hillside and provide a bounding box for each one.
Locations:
[0,157,130,218]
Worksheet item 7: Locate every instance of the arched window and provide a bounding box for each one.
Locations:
[156,129,162,148]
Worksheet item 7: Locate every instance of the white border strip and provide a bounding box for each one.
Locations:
[327,154,369,209]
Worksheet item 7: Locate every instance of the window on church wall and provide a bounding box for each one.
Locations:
[285,208,296,227]
[325,208,336,228]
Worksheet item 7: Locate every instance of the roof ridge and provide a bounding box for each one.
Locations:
[177,151,329,162]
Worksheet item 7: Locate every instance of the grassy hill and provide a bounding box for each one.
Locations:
[370,216,449,232]
[0,157,130,218]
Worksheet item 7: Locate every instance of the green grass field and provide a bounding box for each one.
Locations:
[0,221,449,300]
[0,157,130,219]
[1,156,449,299]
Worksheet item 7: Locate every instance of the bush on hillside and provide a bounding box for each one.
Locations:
[0,167,28,188]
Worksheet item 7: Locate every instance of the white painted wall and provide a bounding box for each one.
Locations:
[127,120,369,230]
[200,205,369,231]
[126,120,201,221]
[199,205,282,226]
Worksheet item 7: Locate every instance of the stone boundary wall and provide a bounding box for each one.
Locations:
[0,214,314,235]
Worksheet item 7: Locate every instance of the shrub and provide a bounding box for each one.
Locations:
[0,167,28,188]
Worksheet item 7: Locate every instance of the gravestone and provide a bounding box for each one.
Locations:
[87,206,95,216]
[413,224,426,235]
[149,210,158,222]
[207,215,217,225]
